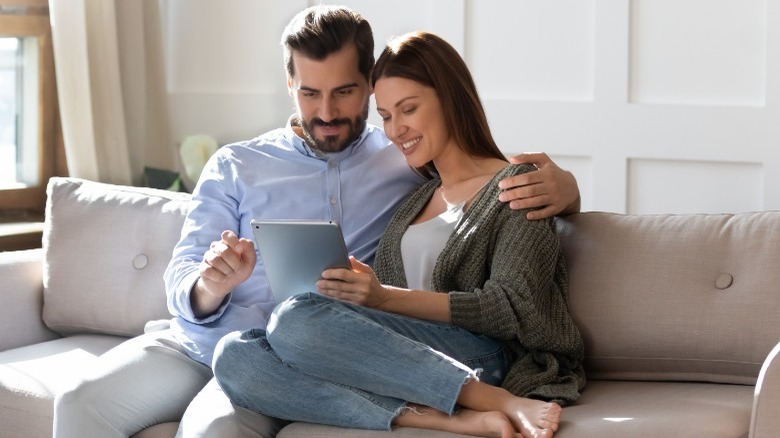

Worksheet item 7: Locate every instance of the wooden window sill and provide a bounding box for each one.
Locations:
[0,213,45,252]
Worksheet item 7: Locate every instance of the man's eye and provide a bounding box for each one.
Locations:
[336,89,353,97]
[302,91,317,98]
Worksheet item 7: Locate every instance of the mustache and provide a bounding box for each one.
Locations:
[311,118,350,128]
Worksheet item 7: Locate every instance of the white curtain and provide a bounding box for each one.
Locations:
[49,0,174,186]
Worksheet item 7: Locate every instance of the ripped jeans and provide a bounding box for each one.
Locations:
[212,293,510,431]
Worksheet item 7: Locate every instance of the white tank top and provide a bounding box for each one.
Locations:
[400,203,464,291]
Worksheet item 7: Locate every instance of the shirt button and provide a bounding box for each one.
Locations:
[330,197,337,205]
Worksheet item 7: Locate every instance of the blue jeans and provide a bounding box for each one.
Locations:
[212,293,509,431]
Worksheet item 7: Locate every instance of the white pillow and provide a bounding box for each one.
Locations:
[42,177,190,337]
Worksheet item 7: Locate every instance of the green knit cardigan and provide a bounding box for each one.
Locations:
[373,164,586,404]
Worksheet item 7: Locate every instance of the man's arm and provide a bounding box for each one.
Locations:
[498,152,581,220]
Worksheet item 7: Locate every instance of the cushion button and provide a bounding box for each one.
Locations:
[715,273,733,290]
[133,254,149,270]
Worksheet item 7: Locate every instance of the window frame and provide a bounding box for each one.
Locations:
[0,7,58,212]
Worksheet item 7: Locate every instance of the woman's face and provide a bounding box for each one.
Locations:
[374,76,452,168]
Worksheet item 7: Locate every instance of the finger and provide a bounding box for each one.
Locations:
[507,192,551,209]
[221,230,241,248]
[523,204,560,220]
[200,262,228,283]
[206,242,247,274]
[236,238,257,263]
[319,276,368,293]
[499,184,548,203]
[498,171,542,190]
[321,267,352,281]
[507,151,549,165]
[203,250,235,276]
[348,256,373,274]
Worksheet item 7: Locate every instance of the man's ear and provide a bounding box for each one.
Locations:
[287,76,294,98]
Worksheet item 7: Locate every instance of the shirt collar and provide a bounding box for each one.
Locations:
[286,115,369,160]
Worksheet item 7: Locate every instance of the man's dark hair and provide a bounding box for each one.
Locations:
[281,5,374,81]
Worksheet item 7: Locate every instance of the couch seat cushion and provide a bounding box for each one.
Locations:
[278,380,752,438]
[0,334,127,438]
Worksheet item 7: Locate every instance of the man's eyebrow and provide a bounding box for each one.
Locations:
[296,83,359,92]
[376,95,418,112]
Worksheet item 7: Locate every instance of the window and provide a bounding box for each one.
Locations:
[1,35,39,188]
[0,2,61,212]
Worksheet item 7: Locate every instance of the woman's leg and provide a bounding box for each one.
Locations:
[267,293,561,437]
[392,383,561,438]
[265,293,508,416]
[213,328,408,431]
[394,404,519,438]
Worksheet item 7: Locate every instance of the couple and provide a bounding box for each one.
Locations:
[212,8,585,438]
[54,5,583,438]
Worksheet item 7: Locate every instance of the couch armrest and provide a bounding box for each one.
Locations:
[750,341,780,438]
[0,248,60,351]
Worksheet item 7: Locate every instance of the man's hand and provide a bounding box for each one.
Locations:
[192,230,256,318]
[499,152,581,220]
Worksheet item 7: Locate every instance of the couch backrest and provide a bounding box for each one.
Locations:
[42,177,190,337]
[557,211,780,385]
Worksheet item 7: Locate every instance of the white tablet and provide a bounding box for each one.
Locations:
[251,220,351,304]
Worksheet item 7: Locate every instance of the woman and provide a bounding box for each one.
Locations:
[213,31,585,438]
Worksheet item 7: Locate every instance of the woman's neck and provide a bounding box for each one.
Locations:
[433,147,507,189]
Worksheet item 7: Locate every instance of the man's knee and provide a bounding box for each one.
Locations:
[55,378,103,417]
[212,331,244,379]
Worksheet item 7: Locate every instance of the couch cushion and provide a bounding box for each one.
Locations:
[277,380,752,438]
[557,211,780,384]
[0,248,60,351]
[42,177,190,337]
[0,334,127,438]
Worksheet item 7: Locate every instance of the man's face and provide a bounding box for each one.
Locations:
[288,43,371,153]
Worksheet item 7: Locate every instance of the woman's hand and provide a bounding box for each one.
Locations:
[317,256,390,308]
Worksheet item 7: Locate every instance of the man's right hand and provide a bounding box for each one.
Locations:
[191,230,256,318]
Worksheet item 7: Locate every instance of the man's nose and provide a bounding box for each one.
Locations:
[319,95,337,122]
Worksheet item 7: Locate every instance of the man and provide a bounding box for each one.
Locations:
[53,5,580,438]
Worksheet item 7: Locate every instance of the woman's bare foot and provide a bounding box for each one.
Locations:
[394,404,520,438]
[456,380,562,438]
[501,397,561,438]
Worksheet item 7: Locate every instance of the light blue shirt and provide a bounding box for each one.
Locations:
[164,119,424,365]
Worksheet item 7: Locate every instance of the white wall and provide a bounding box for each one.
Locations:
[158,0,780,214]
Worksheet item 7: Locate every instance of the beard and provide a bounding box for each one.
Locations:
[300,105,369,153]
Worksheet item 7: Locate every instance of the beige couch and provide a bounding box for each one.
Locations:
[1,176,779,438]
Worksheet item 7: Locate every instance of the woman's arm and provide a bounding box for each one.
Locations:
[449,211,572,348]
[317,256,451,322]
